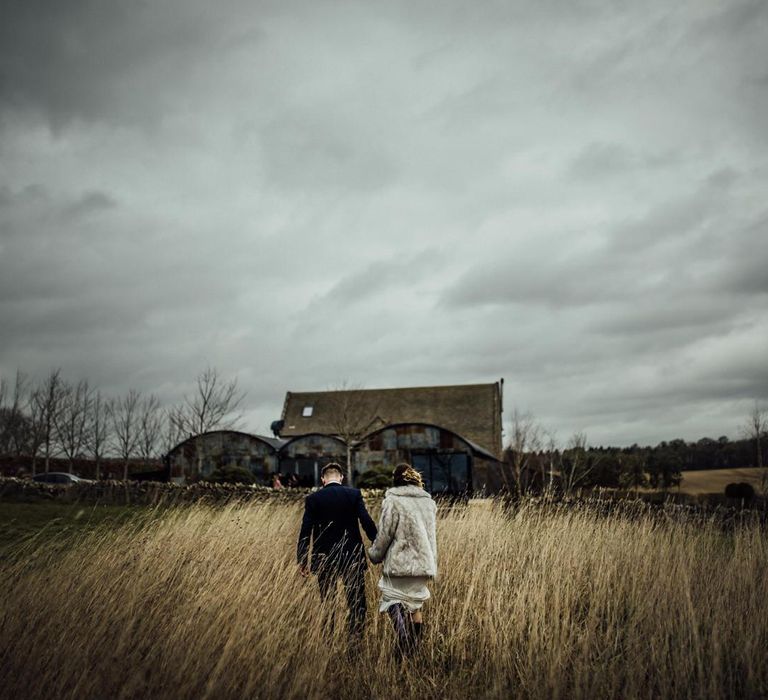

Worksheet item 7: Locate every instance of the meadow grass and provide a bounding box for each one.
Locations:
[0,501,150,559]
[0,498,766,699]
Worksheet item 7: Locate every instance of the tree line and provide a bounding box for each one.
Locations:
[504,404,768,495]
[0,367,245,479]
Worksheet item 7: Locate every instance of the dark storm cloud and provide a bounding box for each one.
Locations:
[0,0,243,130]
[694,0,768,38]
[442,164,760,313]
[62,190,117,221]
[0,0,766,447]
[718,214,768,295]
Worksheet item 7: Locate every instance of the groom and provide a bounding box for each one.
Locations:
[297,462,378,638]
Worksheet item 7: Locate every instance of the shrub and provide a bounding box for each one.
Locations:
[725,482,755,501]
[205,465,257,485]
[356,465,394,489]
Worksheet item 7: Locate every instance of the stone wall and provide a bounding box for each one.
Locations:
[0,476,384,508]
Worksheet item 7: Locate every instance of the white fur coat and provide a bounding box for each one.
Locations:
[368,485,438,578]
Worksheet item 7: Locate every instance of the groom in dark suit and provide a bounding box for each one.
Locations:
[297,462,377,638]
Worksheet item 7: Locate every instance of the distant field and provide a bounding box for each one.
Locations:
[678,467,766,495]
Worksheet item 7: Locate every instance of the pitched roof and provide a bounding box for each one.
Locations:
[279,382,503,457]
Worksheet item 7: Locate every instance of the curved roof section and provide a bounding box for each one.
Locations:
[357,422,499,462]
[278,433,348,452]
[167,430,286,455]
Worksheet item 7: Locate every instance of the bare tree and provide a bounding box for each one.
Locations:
[741,401,767,492]
[138,394,163,463]
[0,374,10,455]
[160,407,186,456]
[88,392,112,480]
[507,408,543,496]
[27,388,48,476]
[542,429,559,495]
[324,381,382,485]
[0,370,30,458]
[53,379,93,473]
[31,369,65,473]
[561,431,595,496]
[110,390,141,481]
[170,367,245,437]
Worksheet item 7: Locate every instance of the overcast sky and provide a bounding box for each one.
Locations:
[1,0,766,447]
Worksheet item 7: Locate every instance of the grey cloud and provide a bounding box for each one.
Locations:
[0,0,259,130]
[62,190,117,221]
[717,214,768,295]
[567,142,683,179]
[319,250,438,306]
[726,258,768,295]
[608,170,739,252]
[0,183,48,209]
[694,0,768,38]
[441,258,627,310]
[591,302,737,336]
[260,112,397,192]
[1,0,766,446]
[441,168,764,330]
[568,142,636,178]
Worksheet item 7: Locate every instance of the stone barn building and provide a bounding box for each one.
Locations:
[354,422,498,493]
[275,382,504,493]
[277,433,347,487]
[167,430,283,484]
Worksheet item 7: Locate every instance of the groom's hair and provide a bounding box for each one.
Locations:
[320,462,344,479]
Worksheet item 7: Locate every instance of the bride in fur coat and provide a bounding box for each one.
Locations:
[368,463,438,658]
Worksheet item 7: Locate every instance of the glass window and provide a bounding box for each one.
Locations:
[410,453,470,495]
[302,406,313,417]
[410,455,432,492]
[431,460,450,492]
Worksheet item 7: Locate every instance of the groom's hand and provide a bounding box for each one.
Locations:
[298,564,310,578]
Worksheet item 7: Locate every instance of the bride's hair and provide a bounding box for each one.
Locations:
[393,463,423,488]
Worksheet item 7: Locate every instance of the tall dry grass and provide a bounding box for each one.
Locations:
[1,499,767,699]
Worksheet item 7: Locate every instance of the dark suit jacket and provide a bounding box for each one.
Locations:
[297,483,378,572]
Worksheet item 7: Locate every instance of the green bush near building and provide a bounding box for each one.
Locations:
[356,465,394,489]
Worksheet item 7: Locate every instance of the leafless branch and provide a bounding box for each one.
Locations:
[53,379,94,473]
[324,380,381,485]
[741,401,767,490]
[138,394,163,462]
[561,431,596,496]
[173,367,245,437]
[0,370,31,458]
[31,369,65,473]
[507,407,543,496]
[87,392,112,479]
[110,389,141,480]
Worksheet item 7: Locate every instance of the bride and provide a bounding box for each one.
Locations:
[368,463,438,658]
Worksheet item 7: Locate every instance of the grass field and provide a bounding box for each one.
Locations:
[0,501,148,559]
[677,467,766,495]
[1,498,767,699]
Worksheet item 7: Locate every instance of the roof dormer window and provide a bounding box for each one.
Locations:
[302,405,313,417]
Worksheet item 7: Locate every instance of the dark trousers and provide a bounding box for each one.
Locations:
[316,558,367,638]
